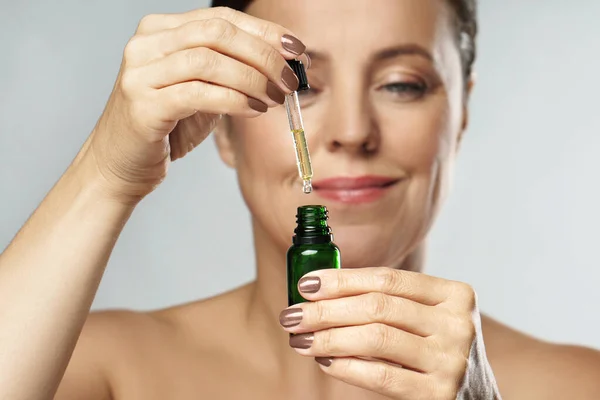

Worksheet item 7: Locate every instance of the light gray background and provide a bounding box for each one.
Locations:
[1,1,599,349]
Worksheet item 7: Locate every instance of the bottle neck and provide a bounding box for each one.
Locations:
[292,205,333,245]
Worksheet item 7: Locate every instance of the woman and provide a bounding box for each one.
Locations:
[0,0,599,398]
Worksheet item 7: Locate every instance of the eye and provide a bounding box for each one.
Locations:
[380,81,427,101]
[296,86,320,107]
[297,87,320,97]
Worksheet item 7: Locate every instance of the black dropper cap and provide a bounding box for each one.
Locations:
[286,59,310,92]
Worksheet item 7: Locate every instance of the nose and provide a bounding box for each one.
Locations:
[320,80,380,155]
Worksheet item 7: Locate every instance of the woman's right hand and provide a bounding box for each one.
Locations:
[83,6,306,204]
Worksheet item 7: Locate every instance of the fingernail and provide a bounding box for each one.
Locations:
[248,97,268,113]
[281,66,299,91]
[289,333,314,349]
[279,307,303,328]
[300,52,312,69]
[315,357,333,367]
[298,276,321,293]
[266,81,285,104]
[281,34,306,55]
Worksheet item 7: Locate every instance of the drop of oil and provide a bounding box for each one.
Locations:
[302,180,313,194]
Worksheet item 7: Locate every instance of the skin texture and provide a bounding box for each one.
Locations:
[0,0,599,399]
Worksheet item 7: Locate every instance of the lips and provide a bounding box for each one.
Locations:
[311,176,401,204]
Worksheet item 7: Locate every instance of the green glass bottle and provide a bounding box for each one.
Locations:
[287,205,341,306]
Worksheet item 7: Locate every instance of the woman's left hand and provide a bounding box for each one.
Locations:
[279,267,501,400]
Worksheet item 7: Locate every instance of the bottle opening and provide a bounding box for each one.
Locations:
[293,205,333,244]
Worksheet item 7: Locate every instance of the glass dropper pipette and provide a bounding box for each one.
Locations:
[285,59,313,194]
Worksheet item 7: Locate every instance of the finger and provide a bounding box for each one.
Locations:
[280,292,438,337]
[155,80,267,123]
[297,267,451,306]
[135,7,306,58]
[169,113,219,161]
[125,19,300,96]
[289,324,436,373]
[314,357,437,400]
[141,48,285,107]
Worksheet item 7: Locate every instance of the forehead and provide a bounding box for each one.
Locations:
[246,0,456,64]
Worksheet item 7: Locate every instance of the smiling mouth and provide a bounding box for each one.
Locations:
[311,175,402,205]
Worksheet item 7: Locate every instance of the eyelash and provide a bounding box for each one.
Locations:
[297,88,318,97]
[297,81,428,100]
[381,81,427,98]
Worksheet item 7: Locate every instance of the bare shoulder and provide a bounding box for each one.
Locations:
[482,315,600,400]
[55,285,252,399]
[55,309,169,399]
[518,341,600,399]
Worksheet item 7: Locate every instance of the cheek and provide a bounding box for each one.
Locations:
[378,96,459,233]
[231,111,298,185]
[378,97,456,174]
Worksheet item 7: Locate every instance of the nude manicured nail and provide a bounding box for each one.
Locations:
[298,276,320,293]
[266,81,285,104]
[289,333,313,349]
[281,67,299,91]
[281,34,306,55]
[279,307,303,328]
[248,98,268,112]
[315,357,333,367]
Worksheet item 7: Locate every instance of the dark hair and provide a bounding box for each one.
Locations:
[211,0,477,79]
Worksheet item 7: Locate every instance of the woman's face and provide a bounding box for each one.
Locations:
[215,0,471,269]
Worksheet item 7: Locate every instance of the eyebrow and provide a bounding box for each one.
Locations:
[306,43,433,63]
